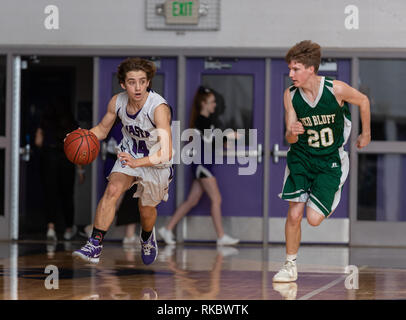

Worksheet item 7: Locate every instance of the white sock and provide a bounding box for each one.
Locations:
[286,254,297,263]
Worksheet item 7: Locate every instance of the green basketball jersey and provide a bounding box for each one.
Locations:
[289,77,352,156]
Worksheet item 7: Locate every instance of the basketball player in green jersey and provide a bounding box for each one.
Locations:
[273,41,371,283]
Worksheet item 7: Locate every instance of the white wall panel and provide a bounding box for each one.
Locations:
[0,0,405,48]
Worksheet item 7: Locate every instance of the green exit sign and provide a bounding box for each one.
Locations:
[165,0,199,25]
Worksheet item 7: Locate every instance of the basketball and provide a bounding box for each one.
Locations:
[64,128,100,165]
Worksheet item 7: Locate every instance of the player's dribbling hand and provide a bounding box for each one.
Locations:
[356,133,371,149]
[64,127,81,143]
[118,152,138,168]
[290,121,305,136]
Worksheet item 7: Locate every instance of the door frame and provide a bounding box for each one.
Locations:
[0,54,11,240]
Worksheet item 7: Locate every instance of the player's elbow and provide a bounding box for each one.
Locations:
[355,93,370,109]
[360,94,370,108]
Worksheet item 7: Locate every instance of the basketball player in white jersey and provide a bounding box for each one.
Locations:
[73,58,173,265]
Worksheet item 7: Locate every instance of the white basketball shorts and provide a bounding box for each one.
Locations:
[109,160,173,207]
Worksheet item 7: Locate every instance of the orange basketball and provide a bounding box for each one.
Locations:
[64,128,100,165]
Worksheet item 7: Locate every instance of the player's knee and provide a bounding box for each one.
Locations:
[139,210,150,220]
[306,213,324,227]
[186,197,200,208]
[104,182,123,201]
[139,206,156,220]
[210,195,222,207]
[287,203,304,225]
[287,211,303,225]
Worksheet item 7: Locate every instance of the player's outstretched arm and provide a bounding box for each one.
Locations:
[284,88,305,144]
[90,95,118,141]
[118,104,172,168]
[333,80,371,149]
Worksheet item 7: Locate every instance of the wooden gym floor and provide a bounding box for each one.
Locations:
[1,240,406,300]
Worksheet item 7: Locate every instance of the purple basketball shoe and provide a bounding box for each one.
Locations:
[140,227,158,265]
[72,237,102,264]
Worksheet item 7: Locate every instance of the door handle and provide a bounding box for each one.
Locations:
[101,139,120,161]
[272,143,288,163]
[101,141,107,161]
[20,134,31,162]
[257,143,262,163]
[20,144,31,162]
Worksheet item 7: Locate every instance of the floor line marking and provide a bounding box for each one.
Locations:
[298,276,346,300]
[298,265,368,300]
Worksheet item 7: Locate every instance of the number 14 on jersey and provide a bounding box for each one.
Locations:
[132,138,149,157]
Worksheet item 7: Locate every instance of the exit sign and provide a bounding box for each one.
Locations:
[146,0,219,31]
[165,0,199,24]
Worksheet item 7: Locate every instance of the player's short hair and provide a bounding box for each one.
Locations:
[285,40,321,73]
[117,58,156,88]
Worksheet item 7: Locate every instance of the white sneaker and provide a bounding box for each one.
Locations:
[64,225,77,240]
[78,225,92,238]
[273,282,298,300]
[158,227,175,245]
[141,288,158,300]
[217,246,239,257]
[216,234,239,246]
[47,228,57,241]
[46,243,56,258]
[273,261,298,282]
[123,235,137,245]
[158,244,175,262]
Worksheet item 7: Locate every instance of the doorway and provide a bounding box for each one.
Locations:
[19,56,93,239]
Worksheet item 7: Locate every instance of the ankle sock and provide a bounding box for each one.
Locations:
[91,228,107,244]
[286,254,297,263]
[141,229,152,242]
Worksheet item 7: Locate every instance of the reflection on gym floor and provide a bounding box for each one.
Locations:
[1,241,406,300]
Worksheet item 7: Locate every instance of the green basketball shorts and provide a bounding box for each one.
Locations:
[278,147,349,217]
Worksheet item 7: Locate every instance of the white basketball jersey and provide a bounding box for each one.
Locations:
[115,90,172,168]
